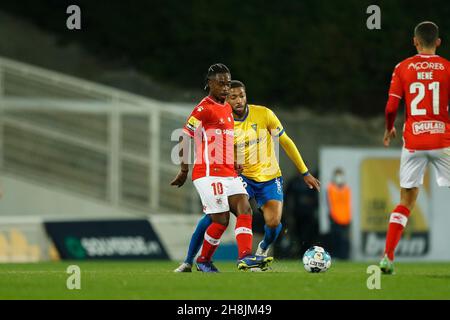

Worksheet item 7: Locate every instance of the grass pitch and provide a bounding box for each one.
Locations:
[0,260,449,299]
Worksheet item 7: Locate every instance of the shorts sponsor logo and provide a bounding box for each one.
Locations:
[412,121,445,135]
[275,178,282,194]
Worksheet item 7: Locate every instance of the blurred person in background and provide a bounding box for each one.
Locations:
[326,168,352,260]
[284,171,320,257]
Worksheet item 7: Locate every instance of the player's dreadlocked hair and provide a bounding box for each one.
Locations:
[204,63,230,90]
[230,80,245,90]
[415,21,439,48]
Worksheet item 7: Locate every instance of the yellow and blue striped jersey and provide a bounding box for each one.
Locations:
[234,104,284,182]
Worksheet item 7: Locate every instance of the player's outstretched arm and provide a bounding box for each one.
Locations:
[279,133,320,192]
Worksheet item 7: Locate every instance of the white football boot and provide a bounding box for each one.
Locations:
[174,262,192,273]
[255,241,270,257]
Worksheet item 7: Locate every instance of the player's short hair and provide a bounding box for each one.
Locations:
[230,80,245,90]
[204,63,230,90]
[414,21,439,48]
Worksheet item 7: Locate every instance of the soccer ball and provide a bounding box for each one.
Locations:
[302,246,331,273]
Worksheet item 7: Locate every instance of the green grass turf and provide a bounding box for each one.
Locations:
[0,260,449,299]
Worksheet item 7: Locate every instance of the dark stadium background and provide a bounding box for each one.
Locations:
[2,0,450,115]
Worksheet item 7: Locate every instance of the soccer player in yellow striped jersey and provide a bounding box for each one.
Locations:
[230,80,320,258]
[174,80,320,272]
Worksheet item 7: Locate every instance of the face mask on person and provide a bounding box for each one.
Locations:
[333,174,346,186]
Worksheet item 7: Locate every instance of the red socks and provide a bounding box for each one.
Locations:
[235,214,253,259]
[196,214,254,262]
[384,205,411,260]
[197,222,227,262]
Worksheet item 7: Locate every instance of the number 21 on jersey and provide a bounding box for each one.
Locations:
[410,81,440,115]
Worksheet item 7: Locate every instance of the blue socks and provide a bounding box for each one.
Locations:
[185,214,212,265]
[260,223,283,250]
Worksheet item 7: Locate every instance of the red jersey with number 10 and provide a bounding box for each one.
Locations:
[388,54,450,150]
[183,96,237,180]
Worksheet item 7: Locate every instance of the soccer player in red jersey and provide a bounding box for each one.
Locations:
[170,63,273,272]
[380,22,450,274]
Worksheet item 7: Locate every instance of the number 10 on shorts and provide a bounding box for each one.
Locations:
[211,182,224,195]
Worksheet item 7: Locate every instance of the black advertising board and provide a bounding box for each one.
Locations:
[44,219,169,260]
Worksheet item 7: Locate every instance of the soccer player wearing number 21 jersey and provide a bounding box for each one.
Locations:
[380,22,450,274]
[170,63,272,272]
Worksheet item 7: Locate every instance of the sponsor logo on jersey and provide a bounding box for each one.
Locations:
[235,138,261,149]
[412,121,445,135]
[407,61,445,71]
[215,129,234,136]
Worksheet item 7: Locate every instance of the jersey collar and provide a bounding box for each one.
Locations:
[233,104,249,122]
[205,96,227,106]
[416,53,439,58]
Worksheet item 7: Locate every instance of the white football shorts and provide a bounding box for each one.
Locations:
[400,146,450,188]
[193,176,248,214]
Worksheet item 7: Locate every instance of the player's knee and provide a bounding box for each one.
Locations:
[216,217,229,227]
[240,204,252,216]
[212,212,230,226]
[223,215,230,226]
[265,217,281,228]
[400,187,419,210]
